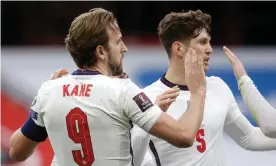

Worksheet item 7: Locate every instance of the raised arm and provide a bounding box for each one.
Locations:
[223,46,276,138]
[125,48,206,148]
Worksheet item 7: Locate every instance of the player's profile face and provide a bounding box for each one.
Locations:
[106,28,128,76]
[189,29,213,72]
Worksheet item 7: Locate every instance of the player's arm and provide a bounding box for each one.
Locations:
[149,91,206,148]
[224,46,276,138]
[125,48,206,148]
[224,107,276,151]
[9,69,66,162]
[131,87,179,166]
[238,75,276,138]
[221,77,276,151]
[9,129,38,162]
[9,97,48,161]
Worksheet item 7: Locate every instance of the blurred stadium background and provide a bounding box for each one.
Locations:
[1,1,276,166]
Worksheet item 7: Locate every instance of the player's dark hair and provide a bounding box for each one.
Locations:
[65,8,119,69]
[157,10,211,58]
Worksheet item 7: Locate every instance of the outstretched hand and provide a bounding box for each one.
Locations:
[223,46,248,79]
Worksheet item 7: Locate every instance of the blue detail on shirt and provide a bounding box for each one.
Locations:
[21,110,48,142]
[30,109,38,120]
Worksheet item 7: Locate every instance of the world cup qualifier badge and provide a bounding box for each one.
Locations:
[133,92,154,112]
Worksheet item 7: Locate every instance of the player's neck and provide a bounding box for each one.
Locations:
[87,63,110,76]
[165,63,186,86]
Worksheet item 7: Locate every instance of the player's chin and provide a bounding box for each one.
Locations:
[115,67,124,76]
[203,63,209,72]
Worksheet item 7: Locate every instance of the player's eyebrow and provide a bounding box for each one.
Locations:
[117,36,122,43]
[199,36,211,41]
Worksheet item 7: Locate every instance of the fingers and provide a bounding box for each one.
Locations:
[193,49,204,73]
[191,48,198,70]
[155,86,180,108]
[111,72,129,79]
[185,48,206,93]
[223,46,247,78]
[157,98,176,107]
[186,48,204,74]
[185,48,193,75]
[119,72,129,79]
[198,54,204,73]
[50,68,69,80]
[157,86,180,100]
[165,86,180,94]
[58,69,69,76]
[157,91,179,101]
[223,46,237,64]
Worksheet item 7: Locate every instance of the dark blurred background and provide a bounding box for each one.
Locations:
[2,1,276,46]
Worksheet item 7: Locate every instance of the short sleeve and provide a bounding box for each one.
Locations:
[21,84,48,142]
[29,88,45,127]
[120,80,162,132]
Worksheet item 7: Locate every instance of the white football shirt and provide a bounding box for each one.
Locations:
[136,74,243,166]
[30,69,162,166]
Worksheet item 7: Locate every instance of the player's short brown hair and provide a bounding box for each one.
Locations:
[65,8,119,69]
[157,10,212,57]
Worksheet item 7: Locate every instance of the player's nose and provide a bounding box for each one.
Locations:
[206,43,213,56]
[122,41,128,53]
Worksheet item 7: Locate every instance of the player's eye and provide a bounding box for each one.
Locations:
[117,38,122,44]
[199,40,207,45]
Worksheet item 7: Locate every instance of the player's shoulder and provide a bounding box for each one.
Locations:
[37,76,71,95]
[206,75,230,90]
[99,77,142,98]
[206,75,224,84]
[144,79,164,92]
[108,77,138,90]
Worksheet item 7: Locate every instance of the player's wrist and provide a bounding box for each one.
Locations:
[191,87,206,97]
[237,75,253,90]
[236,72,248,80]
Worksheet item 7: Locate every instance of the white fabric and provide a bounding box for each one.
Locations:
[238,75,276,138]
[33,74,162,166]
[132,76,276,166]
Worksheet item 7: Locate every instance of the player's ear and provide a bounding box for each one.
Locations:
[95,45,108,60]
[172,41,186,58]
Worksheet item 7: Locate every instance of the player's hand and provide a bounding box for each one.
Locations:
[185,48,206,95]
[50,68,69,80]
[111,72,129,79]
[223,46,248,79]
[155,86,180,112]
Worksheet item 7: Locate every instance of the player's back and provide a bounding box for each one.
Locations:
[40,70,134,166]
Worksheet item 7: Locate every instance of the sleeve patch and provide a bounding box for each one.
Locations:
[30,109,38,120]
[133,92,154,112]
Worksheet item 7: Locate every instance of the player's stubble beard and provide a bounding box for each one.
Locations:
[107,52,123,76]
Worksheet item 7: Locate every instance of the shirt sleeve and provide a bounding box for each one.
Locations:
[121,80,162,132]
[29,94,45,127]
[21,85,48,142]
[221,77,276,151]
[237,75,276,138]
[224,114,276,151]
